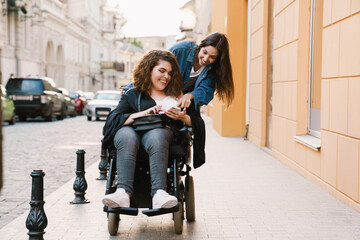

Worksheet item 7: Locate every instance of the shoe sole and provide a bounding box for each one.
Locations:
[102,198,121,208]
[160,199,178,209]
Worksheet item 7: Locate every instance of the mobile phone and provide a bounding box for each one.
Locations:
[170,106,181,112]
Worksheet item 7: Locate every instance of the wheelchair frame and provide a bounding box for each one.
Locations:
[103,127,196,236]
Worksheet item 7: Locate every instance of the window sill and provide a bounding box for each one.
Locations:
[294,134,321,151]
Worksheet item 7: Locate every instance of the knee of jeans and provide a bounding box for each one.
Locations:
[114,127,139,149]
[144,130,172,151]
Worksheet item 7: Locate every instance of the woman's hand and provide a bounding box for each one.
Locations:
[177,93,193,108]
[166,108,192,126]
[145,105,162,115]
[124,105,162,125]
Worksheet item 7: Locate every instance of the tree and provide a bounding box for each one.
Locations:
[126,38,143,49]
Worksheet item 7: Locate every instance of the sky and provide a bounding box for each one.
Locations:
[109,0,190,37]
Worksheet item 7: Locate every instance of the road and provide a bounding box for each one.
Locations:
[0,115,105,229]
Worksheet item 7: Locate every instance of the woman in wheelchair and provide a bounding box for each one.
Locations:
[102,50,203,210]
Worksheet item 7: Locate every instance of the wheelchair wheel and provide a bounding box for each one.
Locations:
[108,213,119,236]
[185,175,195,221]
[173,202,184,234]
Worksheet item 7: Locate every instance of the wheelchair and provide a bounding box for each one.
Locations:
[103,126,196,236]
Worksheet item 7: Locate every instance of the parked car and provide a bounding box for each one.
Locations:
[5,77,66,121]
[59,88,77,117]
[85,90,121,121]
[69,91,87,115]
[1,85,16,125]
[83,91,94,101]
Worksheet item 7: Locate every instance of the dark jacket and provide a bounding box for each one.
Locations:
[102,88,206,168]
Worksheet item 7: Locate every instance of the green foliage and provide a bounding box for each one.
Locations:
[126,38,143,49]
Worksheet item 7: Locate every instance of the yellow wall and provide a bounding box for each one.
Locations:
[246,0,360,211]
[209,0,360,212]
[209,0,248,137]
[248,0,265,146]
[320,0,360,204]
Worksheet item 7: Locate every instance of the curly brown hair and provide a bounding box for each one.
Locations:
[133,50,183,98]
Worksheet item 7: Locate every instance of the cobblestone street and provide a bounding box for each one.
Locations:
[0,116,104,228]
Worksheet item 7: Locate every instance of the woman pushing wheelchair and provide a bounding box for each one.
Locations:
[101,50,204,210]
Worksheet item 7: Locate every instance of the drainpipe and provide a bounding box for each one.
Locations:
[14,8,19,76]
[244,0,251,140]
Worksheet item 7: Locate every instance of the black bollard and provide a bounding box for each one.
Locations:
[26,170,48,240]
[70,149,90,204]
[97,143,108,180]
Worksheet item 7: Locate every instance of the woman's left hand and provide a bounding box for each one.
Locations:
[166,108,187,121]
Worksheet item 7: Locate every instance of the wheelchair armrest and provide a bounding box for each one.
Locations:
[178,126,193,143]
[179,125,193,135]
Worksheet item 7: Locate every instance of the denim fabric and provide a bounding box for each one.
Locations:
[169,41,215,108]
[113,126,173,196]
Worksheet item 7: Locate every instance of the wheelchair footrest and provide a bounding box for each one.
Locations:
[142,204,179,217]
[106,206,139,216]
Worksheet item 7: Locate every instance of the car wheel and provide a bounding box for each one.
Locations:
[57,104,66,120]
[87,116,92,121]
[19,115,26,122]
[8,114,16,125]
[96,117,100,121]
[44,105,54,122]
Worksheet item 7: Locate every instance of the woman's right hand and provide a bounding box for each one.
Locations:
[144,105,162,115]
[124,105,162,125]
[177,93,193,108]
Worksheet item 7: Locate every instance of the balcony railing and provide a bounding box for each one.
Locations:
[101,61,124,72]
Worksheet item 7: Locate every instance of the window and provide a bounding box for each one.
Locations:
[308,0,323,138]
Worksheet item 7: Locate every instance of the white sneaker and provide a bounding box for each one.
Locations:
[102,188,130,208]
[152,189,178,209]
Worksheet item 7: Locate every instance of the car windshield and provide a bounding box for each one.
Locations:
[84,92,94,99]
[6,78,44,94]
[94,92,121,101]
[69,92,79,99]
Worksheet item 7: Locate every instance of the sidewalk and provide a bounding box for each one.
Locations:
[2,116,360,239]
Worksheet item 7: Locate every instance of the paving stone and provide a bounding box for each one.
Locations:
[1,115,360,239]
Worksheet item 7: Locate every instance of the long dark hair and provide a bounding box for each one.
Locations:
[133,50,183,98]
[196,32,234,107]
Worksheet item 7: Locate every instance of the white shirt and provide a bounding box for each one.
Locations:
[190,66,205,78]
[154,96,178,111]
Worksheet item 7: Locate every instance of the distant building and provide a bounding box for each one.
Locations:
[0,0,132,92]
[116,40,145,88]
[135,36,176,52]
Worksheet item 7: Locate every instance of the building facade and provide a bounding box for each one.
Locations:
[208,0,360,212]
[0,0,138,92]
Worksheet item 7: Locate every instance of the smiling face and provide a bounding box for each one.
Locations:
[198,45,219,67]
[150,60,172,92]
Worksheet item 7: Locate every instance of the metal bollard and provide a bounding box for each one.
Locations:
[26,170,48,240]
[70,149,90,204]
[97,143,108,180]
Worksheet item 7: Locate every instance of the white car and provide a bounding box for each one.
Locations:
[85,90,121,121]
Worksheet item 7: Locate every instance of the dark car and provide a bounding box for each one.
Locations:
[5,77,67,121]
[69,91,87,115]
[59,88,77,117]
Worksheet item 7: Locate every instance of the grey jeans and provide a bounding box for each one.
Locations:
[113,126,173,196]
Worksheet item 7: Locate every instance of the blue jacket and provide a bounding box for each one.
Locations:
[169,41,215,109]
